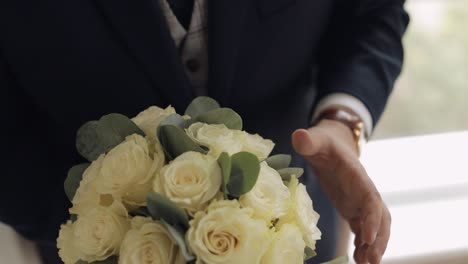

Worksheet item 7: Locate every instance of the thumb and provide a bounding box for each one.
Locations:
[292,128,329,158]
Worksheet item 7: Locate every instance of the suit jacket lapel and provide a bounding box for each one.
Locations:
[208,0,249,104]
[93,0,193,111]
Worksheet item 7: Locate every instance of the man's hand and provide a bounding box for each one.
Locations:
[292,120,390,264]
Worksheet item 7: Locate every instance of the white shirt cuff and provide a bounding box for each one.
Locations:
[312,93,373,138]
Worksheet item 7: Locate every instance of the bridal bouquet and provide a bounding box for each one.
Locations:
[57,97,347,264]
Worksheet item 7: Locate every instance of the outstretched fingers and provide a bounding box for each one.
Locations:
[367,208,391,263]
[362,193,383,245]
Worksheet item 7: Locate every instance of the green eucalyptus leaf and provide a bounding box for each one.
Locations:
[100,113,144,137]
[193,108,243,130]
[159,113,189,129]
[265,154,292,170]
[226,152,260,197]
[157,125,207,160]
[147,192,189,230]
[157,114,189,150]
[277,167,304,181]
[161,221,196,262]
[217,152,232,197]
[304,246,317,261]
[185,96,220,118]
[75,121,108,161]
[64,163,90,201]
[76,113,144,161]
[129,206,151,217]
[319,256,349,264]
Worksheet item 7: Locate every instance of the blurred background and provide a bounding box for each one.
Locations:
[342,0,468,263]
[374,0,468,139]
[1,0,467,263]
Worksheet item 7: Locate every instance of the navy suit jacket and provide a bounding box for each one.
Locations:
[1,0,408,261]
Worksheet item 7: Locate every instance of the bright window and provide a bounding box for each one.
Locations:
[347,1,468,263]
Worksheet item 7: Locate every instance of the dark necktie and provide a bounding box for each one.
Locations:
[166,0,194,30]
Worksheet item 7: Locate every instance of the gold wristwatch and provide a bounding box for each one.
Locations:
[316,107,366,156]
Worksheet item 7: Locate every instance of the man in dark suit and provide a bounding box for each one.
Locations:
[1,0,408,263]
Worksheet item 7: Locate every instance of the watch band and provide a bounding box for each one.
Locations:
[316,107,366,155]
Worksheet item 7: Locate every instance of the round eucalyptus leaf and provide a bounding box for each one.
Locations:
[265,154,292,170]
[76,113,144,161]
[100,113,144,137]
[129,206,151,217]
[159,113,189,129]
[217,152,232,197]
[226,152,260,197]
[193,108,243,130]
[157,125,208,160]
[277,167,304,181]
[161,221,195,261]
[147,192,189,230]
[185,96,220,118]
[75,121,108,161]
[64,163,90,201]
[157,113,190,149]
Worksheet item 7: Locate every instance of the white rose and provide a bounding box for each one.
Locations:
[278,177,321,250]
[57,220,80,264]
[70,134,164,215]
[59,202,130,263]
[69,155,107,216]
[149,136,167,164]
[241,133,275,161]
[154,151,222,213]
[261,223,306,264]
[239,162,290,222]
[119,217,184,264]
[186,122,246,158]
[132,105,176,139]
[93,134,157,207]
[187,199,272,264]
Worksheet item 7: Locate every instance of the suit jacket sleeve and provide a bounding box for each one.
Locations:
[316,0,410,124]
[1,50,69,244]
